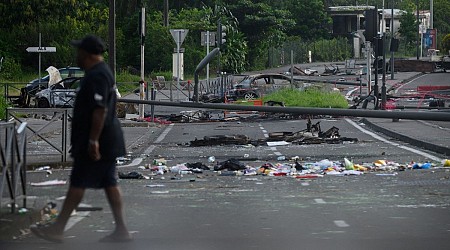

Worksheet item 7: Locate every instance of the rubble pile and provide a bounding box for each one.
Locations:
[189,119,358,146]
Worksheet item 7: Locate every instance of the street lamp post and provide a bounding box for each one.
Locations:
[416,0,420,60]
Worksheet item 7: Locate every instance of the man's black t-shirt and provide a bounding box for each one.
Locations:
[71,62,125,161]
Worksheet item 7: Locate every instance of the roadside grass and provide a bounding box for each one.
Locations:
[261,88,348,108]
[0,95,9,120]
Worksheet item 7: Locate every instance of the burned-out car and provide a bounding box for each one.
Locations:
[15,66,83,107]
[226,73,294,101]
[34,77,81,108]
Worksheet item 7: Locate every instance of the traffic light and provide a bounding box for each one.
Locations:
[217,24,227,47]
[363,9,378,42]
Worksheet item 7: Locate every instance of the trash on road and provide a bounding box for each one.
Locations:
[118,171,149,179]
[30,180,67,186]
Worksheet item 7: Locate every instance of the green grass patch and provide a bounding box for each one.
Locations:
[262,88,348,108]
[0,95,10,120]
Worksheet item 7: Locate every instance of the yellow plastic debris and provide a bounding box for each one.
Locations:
[443,159,450,167]
[374,160,387,166]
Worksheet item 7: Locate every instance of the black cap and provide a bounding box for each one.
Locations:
[70,35,106,55]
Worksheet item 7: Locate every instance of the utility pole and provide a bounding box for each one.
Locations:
[390,0,394,80]
[163,0,169,27]
[381,0,387,110]
[416,0,420,60]
[108,0,116,78]
[430,0,433,29]
[139,7,145,118]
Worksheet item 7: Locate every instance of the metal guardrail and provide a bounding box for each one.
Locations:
[0,121,27,213]
[6,108,70,162]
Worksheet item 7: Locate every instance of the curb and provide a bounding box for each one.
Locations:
[360,118,450,156]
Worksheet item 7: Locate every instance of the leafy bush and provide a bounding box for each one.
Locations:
[0,57,22,81]
[262,88,348,108]
[442,34,450,55]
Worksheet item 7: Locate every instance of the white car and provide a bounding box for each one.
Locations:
[34,77,81,108]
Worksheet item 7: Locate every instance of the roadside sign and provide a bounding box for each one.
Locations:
[201,31,216,46]
[26,47,56,53]
[170,29,188,46]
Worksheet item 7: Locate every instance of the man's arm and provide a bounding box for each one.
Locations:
[88,107,107,161]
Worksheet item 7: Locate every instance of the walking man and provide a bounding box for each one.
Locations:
[31,35,132,243]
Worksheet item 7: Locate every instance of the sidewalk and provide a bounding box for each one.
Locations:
[362,118,450,157]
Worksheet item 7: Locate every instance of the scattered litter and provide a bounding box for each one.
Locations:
[31,180,67,186]
[376,173,398,176]
[277,156,286,161]
[267,141,290,147]
[412,162,432,169]
[18,208,29,214]
[146,184,165,188]
[344,158,354,170]
[443,159,450,167]
[118,171,149,179]
[36,166,51,171]
[151,191,170,194]
[214,158,246,171]
[296,174,323,179]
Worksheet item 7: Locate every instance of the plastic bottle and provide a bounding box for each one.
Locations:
[277,156,286,161]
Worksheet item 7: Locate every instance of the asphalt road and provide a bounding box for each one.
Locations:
[2,164,449,250]
[2,69,450,249]
[2,117,449,250]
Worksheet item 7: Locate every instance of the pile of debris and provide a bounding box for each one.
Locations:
[189,118,358,146]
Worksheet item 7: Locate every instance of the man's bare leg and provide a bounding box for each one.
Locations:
[103,186,131,240]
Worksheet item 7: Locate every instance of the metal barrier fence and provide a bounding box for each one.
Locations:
[0,121,27,213]
[6,108,70,162]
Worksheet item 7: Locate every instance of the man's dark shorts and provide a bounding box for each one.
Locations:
[70,158,117,188]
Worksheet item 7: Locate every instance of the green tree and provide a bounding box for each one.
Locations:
[285,0,331,40]
[225,0,295,69]
[434,0,450,46]
[399,11,418,47]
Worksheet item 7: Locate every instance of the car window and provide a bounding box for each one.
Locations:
[59,69,70,79]
[71,69,84,77]
[63,78,82,89]
[57,68,85,79]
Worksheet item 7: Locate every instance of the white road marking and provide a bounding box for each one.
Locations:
[144,124,174,154]
[345,118,442,162]
[334,220,350,227]
[301,182,310,186]
[260,124,284,157]
[394,74,427,94]
[65,203,90,231]
[121,124,174,168]
[314,198,326,204]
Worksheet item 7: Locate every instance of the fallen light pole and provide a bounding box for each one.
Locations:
[193,47,220,102]
[118,98,450,122]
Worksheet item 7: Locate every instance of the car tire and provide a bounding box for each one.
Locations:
[37,98,50,108]
[244,92,258,100]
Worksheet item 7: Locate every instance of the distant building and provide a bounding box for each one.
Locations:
[328,6,405,38]
[328,6,406,58]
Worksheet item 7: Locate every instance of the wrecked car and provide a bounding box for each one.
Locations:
[34,77,81,108]
[226,73,296,101]
[15,66,83,107]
